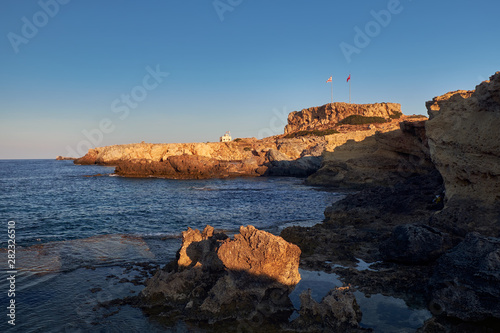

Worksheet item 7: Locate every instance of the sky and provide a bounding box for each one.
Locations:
[0,0,499,159]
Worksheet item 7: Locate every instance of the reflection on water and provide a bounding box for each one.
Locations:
[0,235,179,332]
[289,269,431,332]
[0,235,431,332]
[355,292,431,332]
[0,160,431,331]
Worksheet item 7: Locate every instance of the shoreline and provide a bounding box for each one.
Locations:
[37,78,500,331]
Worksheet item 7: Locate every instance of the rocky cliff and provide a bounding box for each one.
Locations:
[426,72,500,236]
[307,118,432,187]
[281,72,500,331]
[74,116,417,179]
[284,102,402,134]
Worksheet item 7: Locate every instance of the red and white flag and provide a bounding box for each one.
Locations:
[326,76,332,83]
[347,74,351,82]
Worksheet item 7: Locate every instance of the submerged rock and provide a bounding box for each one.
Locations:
[288,287,366,332]
[428,233,500,322]
[139,225,301,326]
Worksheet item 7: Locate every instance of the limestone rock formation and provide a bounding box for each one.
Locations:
[55,156,76,160]
[425,90,474,120]
[140,225,301,326]
[265,152,322,177]
[73,122,412,179]
[114,154,264,179]
[74,141,259,165]
[307,119,434,187]
[426,72,500,236]
[217,225,301,286]
[428,233,500,322]
[284,102,402,134]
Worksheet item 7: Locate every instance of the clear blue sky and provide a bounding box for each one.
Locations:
[1,0,498,158]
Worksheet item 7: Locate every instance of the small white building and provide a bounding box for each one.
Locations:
[220,131,232,142]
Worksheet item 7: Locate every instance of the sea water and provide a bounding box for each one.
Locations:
[0,160,430,332]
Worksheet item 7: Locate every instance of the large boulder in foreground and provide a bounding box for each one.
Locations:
[140,225,301,326]
[217,225,301,286]
[426,72,500,236]
[428,233,500,322]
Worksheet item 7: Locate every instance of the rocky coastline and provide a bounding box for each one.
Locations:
[281,72,500,332]
[74,102,425,181]
[56,155,76,161]
[78,73,500,331]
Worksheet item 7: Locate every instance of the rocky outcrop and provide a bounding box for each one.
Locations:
[428,233,500,322]
[74,140,262,165]
[55,156,76,160]
[264,149,322,177]
[284,102,402,134]
[288,288,365,332]
[74,118,416,179]
[281,170,445,265]
[425,90,474,120]
[280,72,500,331]
[426,72,500,237]
[114,154,264,179]
[140,225,301,326]
[217,225,301,286]
[380,224,452,264]
[307,119,434,187]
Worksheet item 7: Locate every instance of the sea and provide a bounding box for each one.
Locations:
[0,159,431,332]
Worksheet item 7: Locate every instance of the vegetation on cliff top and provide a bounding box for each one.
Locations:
[338,115,389,125]
[389,111,403,119]
[284,128,340,139]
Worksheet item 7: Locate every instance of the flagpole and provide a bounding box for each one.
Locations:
[349,73,351,104]
[331,76,333,104]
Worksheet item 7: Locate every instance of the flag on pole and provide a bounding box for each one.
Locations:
[347,74,351,83]
[326,76,332,83]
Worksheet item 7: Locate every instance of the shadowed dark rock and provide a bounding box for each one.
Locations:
[288,288,366,332]
[428,233,500,322]
[265,153,322,177]
[380,224,452,264]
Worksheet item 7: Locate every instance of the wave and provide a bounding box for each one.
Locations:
[0,233,179,274]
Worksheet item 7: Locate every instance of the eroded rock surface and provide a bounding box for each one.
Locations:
[284,102,402,134]
[428,233,500,322]
[426,72,500,236]
[140,225,301,327]
[307,119,434,188]
[380,224,452,264]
